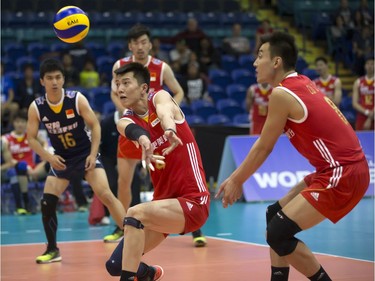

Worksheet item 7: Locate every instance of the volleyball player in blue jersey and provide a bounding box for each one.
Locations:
[27,58,126,264]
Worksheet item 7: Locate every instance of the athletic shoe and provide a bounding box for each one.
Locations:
[36,248,62,264]
[100,216,110,225]
[192,230,207,247]
[136,265,164,281]
[103,227,124,243]
[15,208,31,215]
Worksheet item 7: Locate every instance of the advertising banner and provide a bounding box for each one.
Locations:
[217,132,374,202]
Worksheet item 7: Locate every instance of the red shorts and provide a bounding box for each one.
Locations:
[176,195,210,234]
[117,135,142,159]
[301,158,369,223]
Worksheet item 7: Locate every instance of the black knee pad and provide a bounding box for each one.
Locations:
[123,217,144,229]
[266,210,302,256]
[266,201,282,225]
[106,239,124,276]
[41,194,59,216]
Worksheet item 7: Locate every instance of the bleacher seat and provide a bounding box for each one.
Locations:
[296,56,309,74]
[207,114,232,125]
[16,56,39,72]
[238,54,255,69]
[191,99,217,120]
[102,101,115,115]
[96,56,114,81]
[207,84,227,103]
[50,42,70,53]
[226,84,248,105]
[27,42,50,61]
[185,114,205,125]
[216,98,244,119]
[90,86,111,112]
[302,68,319,80]
[232,113,250,125]
[231,68,256,88]
[180,102,193,115]
[85,42,108,58]
[208,69,232,89]
[4,43,27,61]
[107,41,125,58]
[221,55,241,73]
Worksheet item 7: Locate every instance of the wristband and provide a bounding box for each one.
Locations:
[165,128,177,135]
[124,123,149,141]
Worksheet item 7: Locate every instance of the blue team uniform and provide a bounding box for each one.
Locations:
[33,90,102,179]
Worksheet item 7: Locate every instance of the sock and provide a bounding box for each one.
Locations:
[136,262,150,279]
[22,192,29,210]
[271,266,290,281]
[192,229,202,238]
[10,177,23,209]
[41,194,59,251]
[120,270,136,281]
[308,266,332,281]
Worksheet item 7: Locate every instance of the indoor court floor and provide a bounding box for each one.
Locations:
[1,198,374,280]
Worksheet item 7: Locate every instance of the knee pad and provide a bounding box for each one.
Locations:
[41,194,59,216]
[15,161,28,175]
[266,201,282,225]
[123,217,144,229]
[266,210,302,256]
[106,239,124,276]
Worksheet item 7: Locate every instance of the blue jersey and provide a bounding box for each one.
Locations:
[33,90,91,159]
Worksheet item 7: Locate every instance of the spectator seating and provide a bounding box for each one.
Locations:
[191,99,217,121]
[231,68,256,88]
[216,98,244,119]
[226,83,248,105]
[207,114,232,125]
[232,113,250,125]
[207,84,227,104]
[208,69,232,89]
[185,114,205,125]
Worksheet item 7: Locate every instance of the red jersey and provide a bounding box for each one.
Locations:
[313,75,338,100]
[278,73,365,174]
[355,76,374,130]
[249,83,272,135]
[117,55,165,159]
[123,91,210,202]
[117,55,165,93]
[3,132,35,167]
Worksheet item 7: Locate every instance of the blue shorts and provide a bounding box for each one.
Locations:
[48,153,104,180]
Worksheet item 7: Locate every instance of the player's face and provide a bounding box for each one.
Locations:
[40,71,65,94]
[128,35,152,61]
[315,60,327,76]
[116,72,147,108]
[365,59,374,76]
[254,43,276,84]
[13,118,27,134]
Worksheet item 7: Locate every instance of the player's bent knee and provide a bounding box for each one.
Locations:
[266,201,282,225]
[105,259,121,276]
[41,194,59,216]
[123,217,144,229]
[266,210,302,256]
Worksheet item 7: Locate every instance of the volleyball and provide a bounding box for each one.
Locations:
[53,6,90,43]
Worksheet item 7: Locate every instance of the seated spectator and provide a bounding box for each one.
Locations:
[79,60,100,89]
[174,17,210,54]
[197,37,221,75]
[330,14,349,41]
[150,37,170,63]
[335,0,354,29]
[313,57,342,106]
[222,23,251,57]
[169,39,192,74]
[352,55,374,130]
[352,25,374,76]
[1,62,19,133]
[15,63,43,110]
[357,0,373,26]
[180,62,208,104]
[254,19,273,54]
[1,110,49,214]
[61,53,80,87]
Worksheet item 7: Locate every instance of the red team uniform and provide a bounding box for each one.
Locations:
[121,91,210,233]
[3,133,35,168]
[116,55,165,159]
[249,84,272,135]
[313,75,338,101]
[354,76,374,130]
[278,73,369,223]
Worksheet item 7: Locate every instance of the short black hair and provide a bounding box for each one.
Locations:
[127,24,151,42]
[260,31,298,71]
[115,62,150,91]
[39,58,64,79]
[14,110,28,121]
[315,56,328,64]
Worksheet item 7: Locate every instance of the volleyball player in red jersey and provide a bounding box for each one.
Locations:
[313,57,342,106]
[2,111,48,214]
[105,62,210,281]
[216,32,369,281]
[352,55,374,130]
[246,83,273,135]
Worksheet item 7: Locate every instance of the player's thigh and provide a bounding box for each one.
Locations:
[279,179,308,207]
[282,193,325,230]
[85,168,111,195]
[128,199,185,234]
[44,175,70,196]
